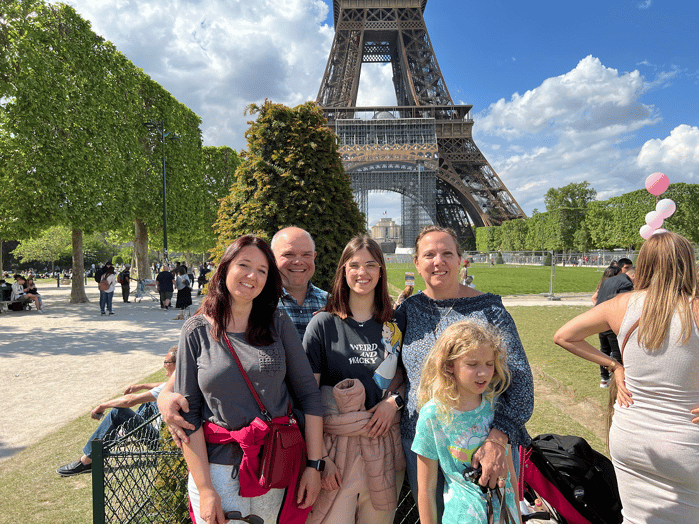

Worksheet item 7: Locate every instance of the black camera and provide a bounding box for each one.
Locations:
[462,463,482,482]
[462,464,488,493]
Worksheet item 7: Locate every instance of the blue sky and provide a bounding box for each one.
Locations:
[61,0,699,226]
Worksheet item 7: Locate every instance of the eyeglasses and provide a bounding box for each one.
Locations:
[163,360,175,364]
[345,261,381,273]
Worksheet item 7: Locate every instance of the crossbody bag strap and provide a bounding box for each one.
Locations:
[620,319,640,356]
[222,332,271,420]
[221,332,293,422]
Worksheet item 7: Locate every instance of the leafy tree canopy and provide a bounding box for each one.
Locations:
[214,100,365,290]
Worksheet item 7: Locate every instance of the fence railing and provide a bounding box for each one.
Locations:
[93,413,420,524]
[92,412,189,524]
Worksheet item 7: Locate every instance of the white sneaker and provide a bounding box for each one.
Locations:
[38,309,44,314]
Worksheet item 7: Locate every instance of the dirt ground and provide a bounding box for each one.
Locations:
[0,282,599,463]
[0,280,199,462]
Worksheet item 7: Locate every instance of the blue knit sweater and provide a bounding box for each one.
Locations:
[394,291,533,447]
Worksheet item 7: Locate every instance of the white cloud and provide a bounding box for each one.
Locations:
[62,0,333,149]
[638,0,652,9]
[471,55,694,214]
[356,63,397,107]
[637,125,699,178]
[478,56,659,141]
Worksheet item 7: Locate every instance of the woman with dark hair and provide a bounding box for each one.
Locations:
[591,266,621,306]
[555,231,699,522]
[175,235,324,524]
[303,235,405,524]
[99,265,116,316]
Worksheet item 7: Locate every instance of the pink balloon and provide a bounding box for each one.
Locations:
[656,198,676,219]
[645,172,669,196]
[640,225,654,239]
[645,210,663,230]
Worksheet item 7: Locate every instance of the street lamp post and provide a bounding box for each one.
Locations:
[143,120,179,264]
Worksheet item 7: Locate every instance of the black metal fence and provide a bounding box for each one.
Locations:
[92,412,419,524]
[92,412,189,524]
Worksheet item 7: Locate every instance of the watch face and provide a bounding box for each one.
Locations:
[394,394,404,409]
[308,459,325,472]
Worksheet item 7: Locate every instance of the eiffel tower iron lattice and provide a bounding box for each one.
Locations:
[317,0,525,246]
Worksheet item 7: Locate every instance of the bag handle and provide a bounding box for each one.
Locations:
[620,318,639,356]
[221,332,291,422]
[486,486,517,524]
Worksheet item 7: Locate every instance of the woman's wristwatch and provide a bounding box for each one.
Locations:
[306,459,326,472]
[389,391,404,410]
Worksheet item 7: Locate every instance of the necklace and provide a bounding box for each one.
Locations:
[432,298,457,338]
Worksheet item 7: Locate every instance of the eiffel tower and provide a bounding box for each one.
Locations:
[317,0,525,246]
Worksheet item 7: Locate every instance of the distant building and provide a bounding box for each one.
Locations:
[371,217,402,253]
[371,218,402,243]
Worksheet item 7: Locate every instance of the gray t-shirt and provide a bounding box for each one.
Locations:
[175,311,322,466]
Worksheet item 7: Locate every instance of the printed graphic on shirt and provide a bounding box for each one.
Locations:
[373,321,402,391]
[448,424,487,464]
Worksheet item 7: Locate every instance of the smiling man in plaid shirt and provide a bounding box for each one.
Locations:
[271,227,328,341]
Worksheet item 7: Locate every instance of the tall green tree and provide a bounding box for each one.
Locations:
[11,225,72,271]
[0,0,203,297]
[214,101,365,290]
[181,146,241,256]
[545,182,597,251]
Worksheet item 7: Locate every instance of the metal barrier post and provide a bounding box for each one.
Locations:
[92,439,106,524]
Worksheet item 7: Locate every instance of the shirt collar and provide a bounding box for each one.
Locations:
[281,281,324,302]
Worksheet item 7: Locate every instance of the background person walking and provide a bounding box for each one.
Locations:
[99,264,116,316]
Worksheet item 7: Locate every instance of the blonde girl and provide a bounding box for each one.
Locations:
[411,320,520,524]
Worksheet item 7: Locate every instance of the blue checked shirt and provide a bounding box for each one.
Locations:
[278,282,328,342]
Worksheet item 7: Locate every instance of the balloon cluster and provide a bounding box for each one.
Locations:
[640,172,675,240]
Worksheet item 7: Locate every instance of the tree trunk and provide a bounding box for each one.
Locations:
[134,218,149,282]
[0,240,3,274]
[70,228,89,303]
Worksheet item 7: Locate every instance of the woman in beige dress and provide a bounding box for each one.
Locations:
[554,231,699,523]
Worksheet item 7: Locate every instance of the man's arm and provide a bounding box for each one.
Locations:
[124,383,162,394]
[90,386,162,420]
[156,374,194,446]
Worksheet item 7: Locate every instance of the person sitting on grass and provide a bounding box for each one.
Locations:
[56,346,177,477]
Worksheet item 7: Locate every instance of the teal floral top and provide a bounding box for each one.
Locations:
[411,398,518,524]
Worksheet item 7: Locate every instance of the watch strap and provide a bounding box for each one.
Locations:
[306,459,325,472]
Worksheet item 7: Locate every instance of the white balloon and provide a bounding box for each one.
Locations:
[645,210,663,230]
[652,228,668,235]
[656,199,676,219]
[640,224,654,240]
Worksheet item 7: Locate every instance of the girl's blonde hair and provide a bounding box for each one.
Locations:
[417,320,511,425]
[634,231,697,350]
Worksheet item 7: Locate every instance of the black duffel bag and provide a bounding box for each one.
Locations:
[525,434,622,524]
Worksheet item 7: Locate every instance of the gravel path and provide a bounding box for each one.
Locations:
[0,281,591,463]
[0,280,201,462]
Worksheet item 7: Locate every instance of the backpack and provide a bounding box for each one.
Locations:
[521,434,622,524]
[99,275,110,291]
[94,267,104,283]
[117,271,126,284]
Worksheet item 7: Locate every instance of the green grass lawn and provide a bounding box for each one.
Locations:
[387,262,604,296]
[0,367,168,524]
[509,306,610,454]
